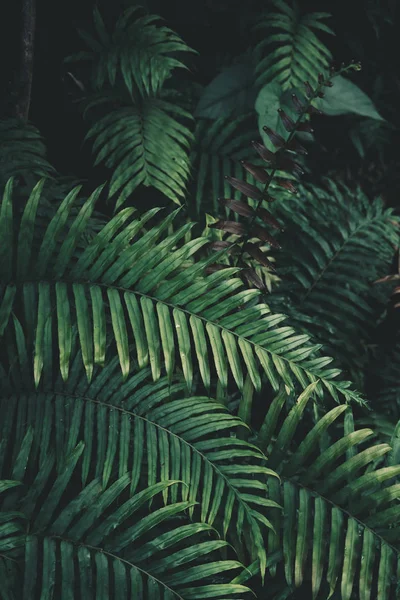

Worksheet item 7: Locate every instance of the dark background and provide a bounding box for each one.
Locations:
[2,0,398,179]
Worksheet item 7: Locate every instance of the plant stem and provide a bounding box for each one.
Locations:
[15,0,36,121]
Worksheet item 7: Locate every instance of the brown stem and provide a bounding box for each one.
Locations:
[15,0,36,121]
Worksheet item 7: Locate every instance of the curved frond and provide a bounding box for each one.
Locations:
[1,344,279,573]
[86,96,193,208]
[254,0,334,91]
[269,180,400,385]
[256,385,400,599]
[0,457,250,598]
[65,6,196,97]
[0,180,363,403]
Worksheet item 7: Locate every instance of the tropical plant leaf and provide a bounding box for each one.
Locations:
[268,179,400,387]
[253,0,334,91]
[0,180,363,404]
[319,75,384,120]
[0,465,250,599]
[65,6,196,97]
[255,385,400,600]
[1,342,279,574]
[85,96,193,208]
[0,119,55,189]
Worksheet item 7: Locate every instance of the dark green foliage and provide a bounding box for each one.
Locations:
[2,1,400,599]
[269,180,399,387]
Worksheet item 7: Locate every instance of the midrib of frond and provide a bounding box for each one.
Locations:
[18,276,361,402]
[25,533,186,600]
[280,473,399,557]
[300,213,388,303]
[19,386,268,537]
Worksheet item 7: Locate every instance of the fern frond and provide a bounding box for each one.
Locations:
[269,180,399,385]
[0,119,55,188]
[85,96,193,208]
[190,113,259,214]
[0,459,250,598]
[1,343,279,573]
[0,179,363,404]
[65,6,196,97]
[254,1,333,91]
[256,385,400,599]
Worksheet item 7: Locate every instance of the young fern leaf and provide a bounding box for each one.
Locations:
[254,0,334,90]
[0,453,250,598]
[65,6,196,97]
[0,179,364,404]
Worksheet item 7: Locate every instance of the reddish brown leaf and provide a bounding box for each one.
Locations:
[205,264,231,274]
[208,240,239,254]
[225,176,264,201]
[252,224,281,249]
[275,179,298,194]
[276,155,304,177]
[317,91,325,98]
[251,141,275,163]
[210,220,246,236]
[292,94,305,113]
[244,243,277,270]
[374,274,400,284]
[278,108,295,132]
[263,126,285,148]
[318,73,325,85]
[220,198,254,218]
[240,161,270,184]
[241,268,266,290]
[286,138,308,155]
[296,122,314,133]
[304,81,314,97]
[307,105,323,116]
[257,208,283,231]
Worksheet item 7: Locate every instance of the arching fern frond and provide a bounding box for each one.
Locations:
[253,385,400,599]
[269,180,399,386]
[65,6,196,97]
[1,342,279,574]
[85,95,193,208]
[0,452,250,598]
[254,0,334,91]
[0,118,55,189]
[0,179,363,404]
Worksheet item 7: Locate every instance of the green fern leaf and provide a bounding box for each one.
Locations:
[65,6,196,97]
[0,180,363,404]
[86,97,193,208]
[254,1,333,91]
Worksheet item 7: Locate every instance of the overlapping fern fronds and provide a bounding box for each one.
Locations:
[65,6,196,97]
[190,113,260,214]
[0,178,363,404]
[254,0,334,90]
[268,179,399,385]
[1,337,279,574]
[238,386,400,599]
[0,442,250,598]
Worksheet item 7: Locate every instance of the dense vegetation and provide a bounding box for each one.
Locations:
[2,0,400,598]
